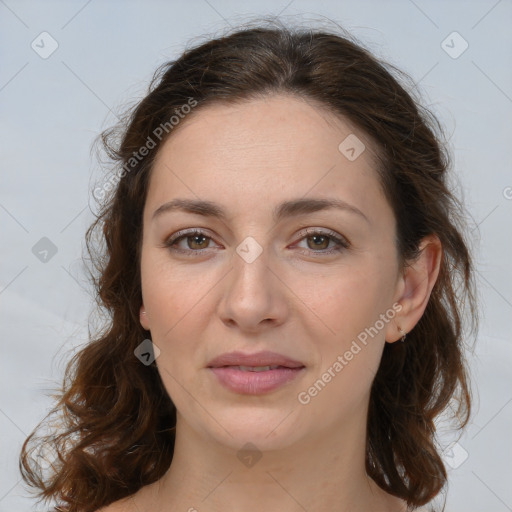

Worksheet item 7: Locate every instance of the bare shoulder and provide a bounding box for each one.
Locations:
[94,481,155,512]
[94,494,136,512]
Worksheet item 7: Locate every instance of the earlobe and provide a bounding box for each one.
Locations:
[140,304,150,330]
[386,234,442,343]
[385,322,408,344]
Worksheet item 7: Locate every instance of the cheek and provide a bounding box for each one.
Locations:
[140,253,218,402]
[145,287,205,412]
[292,261,395,346]
[141,250,215,337]
[290,260,396,406]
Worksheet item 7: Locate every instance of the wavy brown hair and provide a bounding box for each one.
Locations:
[19,19,478,512]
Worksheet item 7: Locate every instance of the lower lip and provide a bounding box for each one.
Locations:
[209,366,305,394]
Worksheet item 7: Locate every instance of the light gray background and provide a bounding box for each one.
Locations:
[1,1,511,511]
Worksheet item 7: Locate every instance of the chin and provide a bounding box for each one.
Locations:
[200,406,305,452]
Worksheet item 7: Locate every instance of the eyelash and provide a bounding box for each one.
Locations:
[163,227,350,257]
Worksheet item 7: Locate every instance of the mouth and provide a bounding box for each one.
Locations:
[216,365,300,372]
[207,350,305,370]
[207,351,306,395]
[206,351,306,394]
[208,366,305,394]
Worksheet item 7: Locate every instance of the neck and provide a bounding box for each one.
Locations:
[139,409,406,512]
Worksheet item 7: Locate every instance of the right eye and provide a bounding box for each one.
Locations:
[164,229,220,254]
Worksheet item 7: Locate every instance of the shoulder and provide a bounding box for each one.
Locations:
[94,481,154,511]
[94,495,136,512]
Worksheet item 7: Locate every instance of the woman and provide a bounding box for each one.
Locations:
[20,20,477,512]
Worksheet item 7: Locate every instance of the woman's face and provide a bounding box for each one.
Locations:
[139,94,405,451]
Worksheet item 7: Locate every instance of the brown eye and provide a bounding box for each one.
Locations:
[306,234,330,251]
[164,228,349,257]
[186,234,210,250]
[294,228,350,256]
[164,230,217,253]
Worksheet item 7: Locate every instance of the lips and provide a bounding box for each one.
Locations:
[206,351,306,395]
[207,350,305,369]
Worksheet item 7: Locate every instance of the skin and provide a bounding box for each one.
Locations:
[100,93,441,512]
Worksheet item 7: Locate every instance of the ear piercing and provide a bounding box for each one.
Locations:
[398,327,407,343]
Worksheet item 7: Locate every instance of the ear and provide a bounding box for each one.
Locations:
[385,234,442,343]
[140,304,150,330]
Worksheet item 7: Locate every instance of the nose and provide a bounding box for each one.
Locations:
[217,240,288,333]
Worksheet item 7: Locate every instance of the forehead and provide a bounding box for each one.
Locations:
[145,94,388,225]
[153,93,378,168]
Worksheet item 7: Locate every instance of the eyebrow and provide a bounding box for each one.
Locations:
[152,197,369,224]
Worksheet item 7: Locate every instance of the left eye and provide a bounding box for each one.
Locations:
[164,228,349,255]
[295,229,349,253]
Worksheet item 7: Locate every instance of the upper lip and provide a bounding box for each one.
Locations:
[207,350,305,368]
